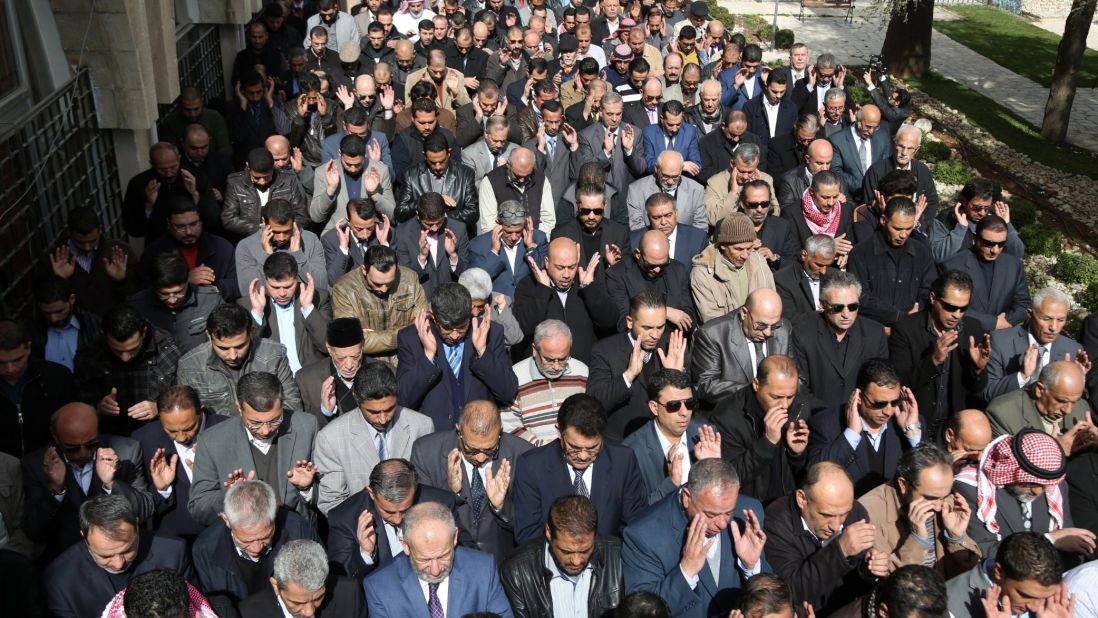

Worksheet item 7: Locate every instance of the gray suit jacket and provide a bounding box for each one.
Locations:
[309,157,396,229]
[394,217,469,297]
[187,411,319,526]
[981,324,1083,402]
[623,419,708,505]
[524,137,573,205]
[625,175,707,232]
[828,125,891,199]
[462,139,519,187]
[409,430,533,561]
[574,121,647,225]
[945,564,990,618]
[986,387,1091,438]
[942,249,1031,332]
[691,311,791,406]
[314,406,433,514]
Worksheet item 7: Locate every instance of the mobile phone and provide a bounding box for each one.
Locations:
[788,403,806,427]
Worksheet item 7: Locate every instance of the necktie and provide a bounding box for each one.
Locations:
[546,137,556,159]
[470,465,487,521]
[922,516,937,566]
[428,582,444,618]
[375,430,387,460]
[752,341,765,375]
[857,137,869,172]
[446,344,462,377]
[667,135,674,151]
[572,468,589,498]
[1029,347,1049,386]
[250,104,262,127]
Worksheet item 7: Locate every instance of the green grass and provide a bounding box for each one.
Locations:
[934,6,1098,87]
[905,71,1098,179]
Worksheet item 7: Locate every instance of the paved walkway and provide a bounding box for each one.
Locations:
[715,0,1098,153]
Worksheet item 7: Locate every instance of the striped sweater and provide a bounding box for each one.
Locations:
[504,357,590,446]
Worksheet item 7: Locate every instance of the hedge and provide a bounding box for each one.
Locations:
[1018,224,1063,256]
[1052,253,1098,287]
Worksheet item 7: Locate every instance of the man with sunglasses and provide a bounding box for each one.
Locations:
[512,393,648,543]
[690,213,775,324]
[410,399,533,561]
[551,182,632,284]
[889,270,991,441]
[807,358,924,497]
[942,214,1031,333]
[188,371,318,527]
[625,368,721,504]
[23,402,156,563]
[931,178,1024,263]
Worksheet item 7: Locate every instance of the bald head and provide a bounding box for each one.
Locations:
[859,104,881,125]
[700,79,721,98]
[946,409,992,463]
[266,134,290,155]
[643,77,662,97]
[546,238,581,289]
[805,139,834,174]
[459,400,502,436]
[657,150,683,175]
[509,147,535,175]
[746,288,782,319]
[639,230,670,262]
[804,462,854,505]
[52,403,99,465]
[428,49,447,70]
[395,39,414,59]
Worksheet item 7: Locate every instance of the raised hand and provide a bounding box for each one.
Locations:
[95,447,119,490]
[1021,343,1040,382]
[189,264,216,286]
[446,448,464,493]
[622,124,635,151]
[981,585,1012,618]
[490,224,503,254]
[577,251,600,287]
[1076,349,1093,374]
[443,228,458,258]
[357,510,378,557]
[470,308,491,356]
[932,327,960,366]
[953,202,968,228]
[223,468,256,489]
[235,80,247,110]
[291,147,304,173]
[969,333,992,372]
[296,92,310,117]
[942,492,971,539]
[914,193,928,224]
[367,139,382,164]
[845,388,863,433]
[994,200,1011,223]
[289,223,302,252]
[667,449,685,485]
[335,84,354,109]
[907,497,937,540]
[834,233,853,256]
[522,217,536,250]
[248,278,267,314]
[657,329,687,370]
[300,273,316,310]
[377,214,392,246]
[103,245,128,281]
[603,125,615,154]
[484,458,512,510]
[379,84,395,111]
[415,309,437,360]
[149,447,178,491]
[324,160,341,196]
[335,218,351,249]
[43,446,66,494]
[679,513,717,579]
[1037,583,1077,618]
[895,386,920,431]
[99,387,121,416]
[605,243,622,266]
[260,224,275,254]
[731,509,767,569]
[561,123,578,149]
[786,419,810,455]
[624,335,646,383]
[127,400,159,421]
[761,404,789,445]
[50,245,76,279]
[418,228,431,262]
[145,178,161,207]
[525,255,551,287]
[286,460,317,490]
[836,518,876,558]
[320,375,337,414]
[694,425,722,460]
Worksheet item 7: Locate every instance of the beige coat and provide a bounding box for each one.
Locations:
[403,67,472,111]
[331,265,428,365]
[689,245,775,323]
[858,483,982,579]
[704,170,780,226]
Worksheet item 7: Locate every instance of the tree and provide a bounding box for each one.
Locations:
[1041,0,1097,143]
[880,0,935,78]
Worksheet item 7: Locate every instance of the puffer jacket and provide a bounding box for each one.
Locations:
[690,244,775,323]
[220,170,308,238]
[330,265,428,365]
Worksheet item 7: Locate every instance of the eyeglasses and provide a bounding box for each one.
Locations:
[578,207,604,216]
[939,300,969,313]
[657,398,696,413]
[825,302,860,314]
[562,439,602,456]
[863,396,902,410]
[742,201,770,210]
[244,416,284,431]
[59,439,100,456]
[977,237,1007,248]
[751,320,783,332]
[458,433,500,458]
[641,260,669,272]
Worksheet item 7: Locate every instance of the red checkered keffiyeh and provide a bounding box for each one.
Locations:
[976,430,1066,535]
[100,581,218,618]
[800,187,844,236]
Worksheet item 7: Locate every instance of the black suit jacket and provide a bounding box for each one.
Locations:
[774,264,838,326]
[956,480,1071,558]
[512,276,618,364]
[327,483,467,579]
[622,101,656,130]
[132,411,227,542]
[888,311,987,438]
[698,130,767,185]
[0,358,73,459]
[743,95,797,150]
[1068,451,1098,542]
[790,314,889,410]
[552,219,633,283]
[846,232,938,327]
[766,132,802,179]
[239,574,367,618]
[587,331,692,441]
[1082,312,1098,404]
[565,100,597,133]
[394,216,470,297]
[605,255,696,333]
[43,531,193,618]
[942,249,1031,332]
[807,406,924,496]
[138,231,239,301]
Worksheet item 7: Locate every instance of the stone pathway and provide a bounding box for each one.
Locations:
[715,0,1098,153]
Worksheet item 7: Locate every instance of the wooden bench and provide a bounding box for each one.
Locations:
[799,0,855,23]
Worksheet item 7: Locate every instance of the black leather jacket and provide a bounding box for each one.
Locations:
[500,536,624,618]
[395,161,478,229]
[220,170,308,238]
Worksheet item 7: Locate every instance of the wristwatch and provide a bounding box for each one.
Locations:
[902,423,922,435]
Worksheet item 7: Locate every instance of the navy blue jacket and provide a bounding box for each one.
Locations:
[364,546,514,617]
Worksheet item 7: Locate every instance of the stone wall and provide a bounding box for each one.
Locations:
[1019,0,1074,17]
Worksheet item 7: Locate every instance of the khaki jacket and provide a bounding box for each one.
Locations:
[704,170,780,226]
[403,68,471,112]
[689,245,775,323]
[858,483,982,579]
[331,265,428,364]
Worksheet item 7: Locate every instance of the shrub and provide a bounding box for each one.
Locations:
[1019,224,1063,256]
[1051,252,1098,286]
[755,23,774,43]
[707,0,735,29]
[1008,197,1038,229]
[775,29,795,49]
[1076,282,1098,312]
[933,159,973,184]
[919,139,953,165]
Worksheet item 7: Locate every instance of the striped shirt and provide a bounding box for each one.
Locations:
[505,357,589,446]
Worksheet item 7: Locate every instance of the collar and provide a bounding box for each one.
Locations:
[543,543,593,583]
[50,314,81,333]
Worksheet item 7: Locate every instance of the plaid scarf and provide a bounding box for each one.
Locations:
[800,187,843,236]
[976,430,1066,535]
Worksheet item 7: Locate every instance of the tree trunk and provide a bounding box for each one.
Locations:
[1040,0,1097,143]
[880,0,935,78]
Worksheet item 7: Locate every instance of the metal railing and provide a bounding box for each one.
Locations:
[0,68,122,318]
[158,24,227,121]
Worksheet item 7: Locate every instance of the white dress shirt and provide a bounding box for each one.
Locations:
[667,226,679,260]
[762,96,781,138]
[654,422,691,484]
[1017,334,1053,387]
[418,576,450,615]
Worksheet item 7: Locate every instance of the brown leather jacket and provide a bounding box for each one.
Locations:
[330,265,427,365]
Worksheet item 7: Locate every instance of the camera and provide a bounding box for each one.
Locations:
[868,54,887,82]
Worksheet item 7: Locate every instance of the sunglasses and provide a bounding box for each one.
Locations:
[939,300,968,313]
[863,396,902,410]
[825,302,860,314]
[658,398,697,413]
[60,439,101,456]
[578,207,604,216]
[742,201,770,210]
[977,237,1007,248]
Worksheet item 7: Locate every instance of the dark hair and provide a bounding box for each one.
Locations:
[646,368,692,402]
[205,303,252,338]
[547,495,598,537]
[679,25,696,39]
[628,290,666,318]
[157,384,201,414]
[299,72,321,93]
[961,178,999,203]
[423,132,449,154]
[575,6,592,18]
[997,531,1063,585]
[629,57,650,74]
[365,244,398,272]
[241,70,264,88]
[579,57,599,75]
[661,99,685,117]
[103,304,146,342]
[237,371,283,412]
[878,565,948,618]
[533,79,556,98]
[261,198,296,224]
[930,270,973,299]
[742,44,762,63]
[78,494,136,538]
[811,169,841,191]
[262,251,299,281]
[541,99,562,114]
[529,57,549,74]
[368,459,417,502]
[343,106,368,127]
[0,319,31,351]
[856,358,901,392]
[412,96,439,116]
[767,70,788,86]
[615,591,671,618]
[730,33,747,49]
[557,393,607,438]
[165,195,200,219]
[416,192,447,220]
[895,442,951,489]
[67,206,101,235]
[737,179,771,204]
[352,362,398,402]
[150,252,189,289]
[644,192,674,212]
[883,196,916,220]
[976,213,1008,235]
[877,169,918,198]
[430,282,472,328]
[340,133,366,157]
[410,81,437,104]
[123,569,190,618]
[248,147,274,173]
[33,274,72,305]
[347,198,378,220]
[739,573,792,617]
